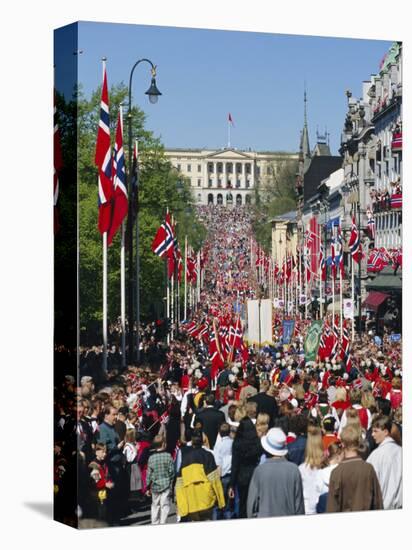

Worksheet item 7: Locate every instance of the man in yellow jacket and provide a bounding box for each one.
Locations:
[176,430,225,521]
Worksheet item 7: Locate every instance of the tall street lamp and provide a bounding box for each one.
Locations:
[127,59,162,365]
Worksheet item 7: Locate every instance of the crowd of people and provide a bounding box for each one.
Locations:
[54,206,402,528]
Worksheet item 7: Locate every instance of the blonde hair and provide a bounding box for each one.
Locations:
[125,428,136,443]
[361,390,376,410]
[234,405,247,423]
[340,425,361,451]
[304,425,326,469]
[335,387,347,402]
[256,413,270,438]
[292,384,305,401]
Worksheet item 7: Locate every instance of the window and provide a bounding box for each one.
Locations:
[187,164,191,172]
[208,179,212,187]
[197,179,201,187]
[197,164,201,172]
[177,164,181,171]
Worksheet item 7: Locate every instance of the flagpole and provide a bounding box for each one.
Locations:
[228,116,231,148]
[134,139,140,364]
[184,235,188,320]
[319,236,323,320]
[100,57,108,374]
[197,250,201,304]
[339,268,343,340]
[304,249,308,320]
[351,256,355,342]
[103,231,108,372]
[121,222,126,369]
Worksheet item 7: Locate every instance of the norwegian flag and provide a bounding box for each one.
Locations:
[367,249,382,273]
[185,321,200,338]
[336,225,344,278]
[348,216,362,263]
[176,241,183,283]
[286,255,293,281]
[198,321,210,343]
[53,91,63,234]
[390,193,402,209]
[330,317,340,360]
[340,320,352,373]
[108,107,128,245]
[95,62,113,235]
[304,229,315,248]
[186,254,198,284]
[331,233,336,279]
[209,322,225,384]
[167,223,177,279]
[304,246,311,283]
[228,316,243,351]
[366,209,376,240]
[319,243,326,281]
[151,212,174,257]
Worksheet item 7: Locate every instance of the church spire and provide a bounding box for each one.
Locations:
[301,83,311,161]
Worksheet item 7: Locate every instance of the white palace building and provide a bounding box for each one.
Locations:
[164,147,298,206]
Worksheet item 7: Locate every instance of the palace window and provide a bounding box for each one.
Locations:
[187,164,191,172]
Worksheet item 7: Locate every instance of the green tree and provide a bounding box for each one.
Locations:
[252,159,298,251]
[73,83,205,334]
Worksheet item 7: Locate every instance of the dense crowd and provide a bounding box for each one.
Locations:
[54,206,402,527]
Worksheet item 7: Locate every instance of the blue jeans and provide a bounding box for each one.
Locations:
[213,475,237,520]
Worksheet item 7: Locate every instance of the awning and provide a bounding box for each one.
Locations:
[362,291,389,312]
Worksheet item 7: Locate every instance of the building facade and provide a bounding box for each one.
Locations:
[164,147,298,206]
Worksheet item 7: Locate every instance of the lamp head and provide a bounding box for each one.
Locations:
[145,66,162,104]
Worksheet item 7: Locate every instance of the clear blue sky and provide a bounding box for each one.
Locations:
[69,21,393,155]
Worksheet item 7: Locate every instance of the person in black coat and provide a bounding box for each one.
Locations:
[194,393,225,449]
[229,417,262,519]
[247,380,279,427]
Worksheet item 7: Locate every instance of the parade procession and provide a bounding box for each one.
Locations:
[53,25,402,529]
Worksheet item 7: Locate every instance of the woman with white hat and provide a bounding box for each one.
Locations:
[246,427,305,518]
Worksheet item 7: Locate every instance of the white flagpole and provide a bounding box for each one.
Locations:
[228,116,231,148]
[167,278,170,344]
[197,250,201,303]
[339,268,343,340]
[319,238,323,320]
[351,256,355,342]
[103,231,108,372]
[120,222,126,368]
[101,58,108,373]
[304,251,308,320]
[184,235,188,320]
[332,272,335,325]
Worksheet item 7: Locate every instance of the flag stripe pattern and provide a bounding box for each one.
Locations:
[95,63,113,234]
[108,107,128,244]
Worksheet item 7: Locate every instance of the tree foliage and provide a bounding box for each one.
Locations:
[57,83,206,333]
[252,159,298,251]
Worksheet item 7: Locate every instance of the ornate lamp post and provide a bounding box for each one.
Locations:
[126,59,162,364]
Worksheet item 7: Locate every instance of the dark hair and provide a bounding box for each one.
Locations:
[191,429,203,448]
[205,393,215,406]
[289,413,308,436]
[219,423,230,438]
[323,416,336,433]
[372,415,392,433]
[376,397,391,417]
